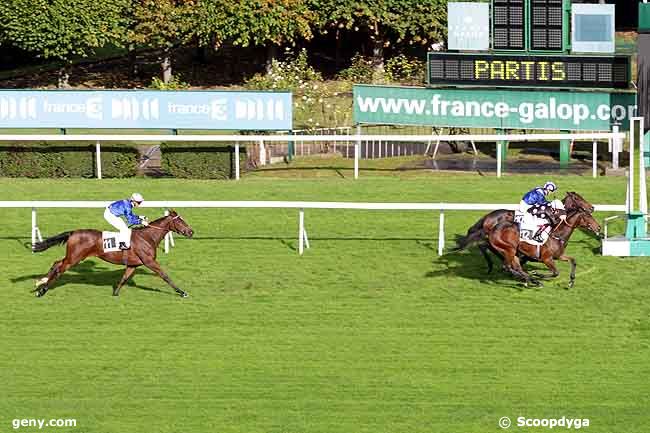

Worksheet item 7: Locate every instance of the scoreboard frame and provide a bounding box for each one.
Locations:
[426,52,631,90]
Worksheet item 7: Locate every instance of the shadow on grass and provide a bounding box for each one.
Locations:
[435,234,602,290]
[11,260,171,296]
[428,248,528,291]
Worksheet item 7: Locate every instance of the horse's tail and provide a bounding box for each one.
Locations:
[32,231,71,253]
[453,216,487,251]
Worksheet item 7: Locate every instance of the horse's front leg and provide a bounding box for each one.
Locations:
[558,254,577,288]
[113,266,137,296]
[142,259,188,298]
[531,256,560,280]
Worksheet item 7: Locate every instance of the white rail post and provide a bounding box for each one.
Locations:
[438,210,445,256]
[496,141,502,178]
[355,124,361,180]
[612,124,620,170]
[234,144,240,180]
[298,209,305,255]
[31,207,37,249]
[592,140,598,178]
[95,140,102,179]
[164,210,170,253]
[258,139,266,166]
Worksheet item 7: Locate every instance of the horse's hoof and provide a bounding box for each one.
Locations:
[179,291,189,298]
[35,289,46,297]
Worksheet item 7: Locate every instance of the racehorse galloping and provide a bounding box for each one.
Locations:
[31,210,193,298]
[487,208,600,288]
[455,191,594,251]
[454,191,595,273]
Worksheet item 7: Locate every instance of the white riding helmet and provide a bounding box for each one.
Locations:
[131,192,144,203]
[543,181,557,193]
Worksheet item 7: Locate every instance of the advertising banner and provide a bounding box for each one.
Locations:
[354,84,636,131]
[0,90,292,130]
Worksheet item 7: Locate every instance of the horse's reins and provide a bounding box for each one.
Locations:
[146,214,181,230]
[548,209,586,245]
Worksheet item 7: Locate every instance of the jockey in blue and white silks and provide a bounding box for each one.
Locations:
[518,181,566,242]
[519,181,557,213]
[104,192,149,249]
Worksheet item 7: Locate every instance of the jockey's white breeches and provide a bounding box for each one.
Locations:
[104,208,131,247]
[518,200,533,213]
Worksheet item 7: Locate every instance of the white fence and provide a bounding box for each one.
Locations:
[0,201,626,256]
[0,131,625,179]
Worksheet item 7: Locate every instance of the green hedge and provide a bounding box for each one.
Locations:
[161,144,246,179]
[0,144,138,178]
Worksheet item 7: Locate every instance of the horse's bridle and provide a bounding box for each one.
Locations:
[147,214,182,231]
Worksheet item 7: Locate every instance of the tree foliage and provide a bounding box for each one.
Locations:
[221,0,314,47]
[128,0,198,50]
[310,0,446,79]
[0,0,129,61]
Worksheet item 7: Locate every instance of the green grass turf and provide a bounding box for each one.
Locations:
[0,175,649,433]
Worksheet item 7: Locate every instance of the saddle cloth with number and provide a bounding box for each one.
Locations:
[102,232,122,252]
[514,211,551,246]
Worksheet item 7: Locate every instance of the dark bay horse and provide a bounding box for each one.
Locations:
[455,191,594,250]
[454,191,595,272]
[31,210,193,298]
[487,208,601,288]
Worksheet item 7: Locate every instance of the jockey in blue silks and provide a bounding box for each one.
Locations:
[104,193,149,249]
[519,181,566,241]
[520,182,556,211]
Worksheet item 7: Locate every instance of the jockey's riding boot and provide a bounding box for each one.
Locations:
[119,242,129,250]
[533,229,544,243]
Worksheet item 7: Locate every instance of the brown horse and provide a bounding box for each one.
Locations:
[31,210,194,298]
[487,208,601,288]
[455,191,594,250]
[454,191,595,273]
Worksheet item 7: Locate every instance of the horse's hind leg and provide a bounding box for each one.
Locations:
[478,242,494,274]
[35,254,84,297]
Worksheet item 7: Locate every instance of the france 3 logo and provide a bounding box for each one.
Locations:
[111,98,160,121]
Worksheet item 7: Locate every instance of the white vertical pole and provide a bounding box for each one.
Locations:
[164,210,170,253]
[438,210,445,256]
[31,207,36,249]
[235,144,240,180]
[355,124,361,180]
[95,140,102,179]
[630,118,637,213]
[592,140,598,178]
[258,139,266,166]
[298,209,305,255]
[612,124,620,170]
[496,142,502,178]
[639,117,647,216]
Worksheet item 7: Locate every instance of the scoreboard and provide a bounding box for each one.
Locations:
[493,0,564,51]
[427,53,630,89]
[493,0,525,50]
[530,0,564,51]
